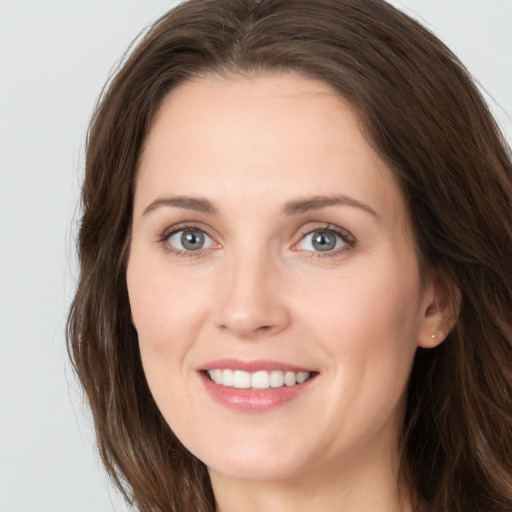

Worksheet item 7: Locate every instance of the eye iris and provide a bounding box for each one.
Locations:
[181,230,205,250]
[312,231,336,251]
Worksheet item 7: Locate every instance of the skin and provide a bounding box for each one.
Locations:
[127,73,448,512]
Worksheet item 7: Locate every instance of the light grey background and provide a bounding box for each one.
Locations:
[0,2,510,511]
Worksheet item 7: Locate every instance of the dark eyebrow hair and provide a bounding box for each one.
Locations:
[142,196,217,216]
[283,195,379,218]
[142,194,378,219]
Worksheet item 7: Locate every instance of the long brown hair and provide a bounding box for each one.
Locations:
[67,1,512,510]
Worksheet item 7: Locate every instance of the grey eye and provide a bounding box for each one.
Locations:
[298,230,346,252]
[312,231,336,251]
[168,229,214,251]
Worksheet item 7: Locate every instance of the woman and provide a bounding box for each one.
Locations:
[67,0,512,510]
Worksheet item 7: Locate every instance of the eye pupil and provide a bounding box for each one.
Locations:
[312,231,336,251]
[181,230,205,250]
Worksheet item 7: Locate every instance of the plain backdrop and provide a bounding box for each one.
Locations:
[0,1,510,511]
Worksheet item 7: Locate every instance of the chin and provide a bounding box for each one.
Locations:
[189,430,319,483]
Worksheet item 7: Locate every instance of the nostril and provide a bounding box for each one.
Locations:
[217,321,282,339]
[215,289,291,338]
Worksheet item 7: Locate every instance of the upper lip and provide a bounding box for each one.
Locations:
[199,358,315,373]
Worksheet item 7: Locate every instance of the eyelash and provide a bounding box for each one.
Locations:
[158,222,356,258]
[158,222,215,257]
[292,223,356,259]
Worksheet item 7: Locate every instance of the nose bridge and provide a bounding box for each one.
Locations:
[216,240,289,338]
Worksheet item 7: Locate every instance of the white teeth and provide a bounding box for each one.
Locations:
[251,371,270,389]
[296,371,309,384]
[206,369,311,389]
[233,370,251,389]
[284,371,296,386]
[213,369,223,385]
[270,370,285,388]
[222,369,234,387]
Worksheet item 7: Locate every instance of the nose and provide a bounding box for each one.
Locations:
[215,250,291,340]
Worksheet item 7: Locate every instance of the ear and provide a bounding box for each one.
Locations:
[417,278,460,349]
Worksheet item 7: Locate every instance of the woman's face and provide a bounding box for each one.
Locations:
[127,73,440,485]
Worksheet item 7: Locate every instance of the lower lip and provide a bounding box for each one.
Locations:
[200,372,316,412]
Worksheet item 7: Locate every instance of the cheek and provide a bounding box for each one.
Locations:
[307,269,422,439]
[126,267,205,425]
[126,258,199,393]
[302,258,423,386]
[128,259,204,346]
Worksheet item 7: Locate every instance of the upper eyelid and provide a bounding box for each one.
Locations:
[160,221,213,238]
[158,221,355,247]
[293,222,354,241]
[290,223,357,254]
[159,224,218,255]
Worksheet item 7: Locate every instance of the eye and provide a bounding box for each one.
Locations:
[295,228,352,254]
[167,228,215,252]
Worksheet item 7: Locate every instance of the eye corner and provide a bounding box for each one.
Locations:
[158,223,220,256]
[291,223,356,258]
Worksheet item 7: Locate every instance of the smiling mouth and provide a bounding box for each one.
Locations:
[206,369,314,390]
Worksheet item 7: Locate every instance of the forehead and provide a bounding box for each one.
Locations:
[142,72,359,167]
[136,72,406,226]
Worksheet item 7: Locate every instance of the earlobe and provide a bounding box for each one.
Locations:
[417,280,460,349]
[420,332,443,349]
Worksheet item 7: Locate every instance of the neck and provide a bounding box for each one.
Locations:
[210,447,413,512]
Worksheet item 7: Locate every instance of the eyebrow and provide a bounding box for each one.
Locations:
[142,194,378,219]
[143,196,217,216]
[283,195,379,218]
